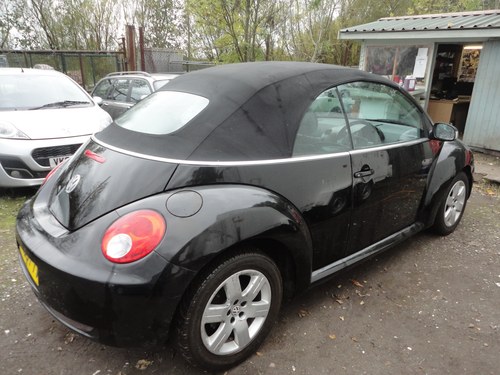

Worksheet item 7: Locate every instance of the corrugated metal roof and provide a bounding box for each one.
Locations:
[341,10,500,34]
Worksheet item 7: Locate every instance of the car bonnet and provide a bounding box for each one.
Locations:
[2,106,109,139]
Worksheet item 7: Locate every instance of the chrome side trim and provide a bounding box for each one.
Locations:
[91,136,350,166]
[348,138,426,155]
[92,135,427,167]
[310,223,424,284]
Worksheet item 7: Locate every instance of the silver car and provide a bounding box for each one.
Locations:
[0,68,112,188]
[91,71,180,119]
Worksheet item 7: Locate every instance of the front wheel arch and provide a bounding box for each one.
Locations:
[431,171,470,235]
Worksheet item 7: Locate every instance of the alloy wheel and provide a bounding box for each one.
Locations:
[200,269,271,355]
[443,180,467,227]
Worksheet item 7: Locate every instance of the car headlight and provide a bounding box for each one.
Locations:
[0,121,30,139]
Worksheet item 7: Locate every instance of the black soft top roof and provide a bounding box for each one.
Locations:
[96,62,391,161]
[162,61,351,102]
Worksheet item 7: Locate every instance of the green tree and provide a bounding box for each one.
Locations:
[0,0,121,50]
[132,0,184,49]
[188,0,284,63]
[0,1,22,48]
[408,0,495,14]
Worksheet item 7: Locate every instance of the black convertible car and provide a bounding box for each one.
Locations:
[16,62,473,370]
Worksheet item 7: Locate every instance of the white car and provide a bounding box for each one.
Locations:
[0,68,112,188]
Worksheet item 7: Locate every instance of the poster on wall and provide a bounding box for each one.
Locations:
[458,48,481,82]
[412,48,428,78]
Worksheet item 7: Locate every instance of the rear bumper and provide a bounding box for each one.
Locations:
[16,198,196,347]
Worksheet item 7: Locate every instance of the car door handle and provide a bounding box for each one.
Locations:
[354,169,374,178]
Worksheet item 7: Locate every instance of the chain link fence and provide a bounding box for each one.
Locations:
[140,48,183,72]
[0,50,125,91]
[1,48,214,91]
[139,48,215,73]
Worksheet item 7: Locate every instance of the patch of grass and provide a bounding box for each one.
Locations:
[0,189,35,230]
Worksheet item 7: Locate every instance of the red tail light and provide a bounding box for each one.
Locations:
[102,210,166,263]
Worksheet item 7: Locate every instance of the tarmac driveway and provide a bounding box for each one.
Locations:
[1,185,498,375]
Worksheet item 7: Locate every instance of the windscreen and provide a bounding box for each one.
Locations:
[115,91,209,135]
[0,73,92,111]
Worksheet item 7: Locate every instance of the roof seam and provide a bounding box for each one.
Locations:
[380,9,500,20]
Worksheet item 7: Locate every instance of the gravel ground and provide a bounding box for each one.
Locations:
[0,184,498,375]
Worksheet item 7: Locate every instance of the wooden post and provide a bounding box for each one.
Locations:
[126,25,136,71]
[392,47,400,82]
[139,26,146,71]
[78,53,86,87]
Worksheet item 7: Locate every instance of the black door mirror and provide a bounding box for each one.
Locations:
[431,123,457,141]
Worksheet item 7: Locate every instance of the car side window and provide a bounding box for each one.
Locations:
[109,78,130,102]
[293,88,350,156]
[93,79,112,99]
[337,82,426,149]
[130,79,152,103]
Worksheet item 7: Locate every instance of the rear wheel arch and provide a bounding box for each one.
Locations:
[174,245,284,370]
[244,238,301,300]
[176,238,303,308]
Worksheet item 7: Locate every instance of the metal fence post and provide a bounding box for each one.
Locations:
[90,55,96,86]
[61,53,67,73]
[79,53,86,88]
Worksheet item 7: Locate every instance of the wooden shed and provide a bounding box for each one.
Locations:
[339,10,500,153]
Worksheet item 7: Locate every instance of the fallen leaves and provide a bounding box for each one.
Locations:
[332,293,347,305]
[350,279,364,288]
[298,309,310,318]
[355,289,370,298]
[64,332,76,344]
[135,359,153,370]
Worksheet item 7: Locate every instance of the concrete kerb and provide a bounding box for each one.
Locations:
[472,150,500,185]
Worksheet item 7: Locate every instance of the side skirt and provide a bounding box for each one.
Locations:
[310,223,424,284]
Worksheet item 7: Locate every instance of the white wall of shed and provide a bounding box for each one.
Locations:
[464,40,500,152]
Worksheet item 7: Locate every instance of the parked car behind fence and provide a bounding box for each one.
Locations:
[91,71,180,119]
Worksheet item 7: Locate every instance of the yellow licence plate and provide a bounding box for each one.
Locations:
[19,246,39,286]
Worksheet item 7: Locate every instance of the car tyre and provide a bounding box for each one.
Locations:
[176,249,282,371]
[433,172,469,236]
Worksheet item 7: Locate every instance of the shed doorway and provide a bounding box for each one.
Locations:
[427,43,482,135]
